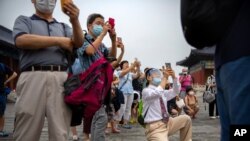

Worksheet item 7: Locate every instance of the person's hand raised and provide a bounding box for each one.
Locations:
[62,1,80,23]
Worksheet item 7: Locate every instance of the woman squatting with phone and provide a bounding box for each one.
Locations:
[142,67,192,141]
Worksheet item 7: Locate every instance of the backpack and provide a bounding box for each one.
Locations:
[181,0,243,49]
[63,37,114,126]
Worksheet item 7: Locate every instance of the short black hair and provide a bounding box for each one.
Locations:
[87,13,104,27]
[120,60,128,69]
[144,68,153,78]
[186,86,194,93]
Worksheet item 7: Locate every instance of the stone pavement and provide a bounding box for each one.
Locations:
[1,92,220,141]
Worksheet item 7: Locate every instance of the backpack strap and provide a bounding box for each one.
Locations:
[61,23,73,71]
[83,31,103,57]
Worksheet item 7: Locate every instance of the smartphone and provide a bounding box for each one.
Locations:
[165,63,171,69]
[108,17,115,29]
[61,0,72,12]
[117,37,122,42]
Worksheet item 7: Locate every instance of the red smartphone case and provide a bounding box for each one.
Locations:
[109,18,115,29]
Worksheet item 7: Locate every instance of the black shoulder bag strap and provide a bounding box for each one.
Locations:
[61,23,77,73]
[119,73,129,90]
[144,106,150,118]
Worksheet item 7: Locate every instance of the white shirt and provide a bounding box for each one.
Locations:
[142,79,180,123]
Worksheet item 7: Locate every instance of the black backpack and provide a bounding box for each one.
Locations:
[181,0,243,49]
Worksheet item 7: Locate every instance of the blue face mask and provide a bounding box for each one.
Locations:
[92,24,103,37]
[152,77,162,86]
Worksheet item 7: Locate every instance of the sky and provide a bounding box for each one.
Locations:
[0,0,192,74]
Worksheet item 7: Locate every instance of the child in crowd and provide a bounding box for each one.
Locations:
[184,86,199,119]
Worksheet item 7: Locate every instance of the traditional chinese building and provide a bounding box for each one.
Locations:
[176,47,215,85]
[0,25,19,89]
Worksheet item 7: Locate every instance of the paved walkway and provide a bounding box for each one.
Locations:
[1,92,220,141]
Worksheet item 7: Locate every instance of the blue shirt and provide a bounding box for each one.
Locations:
[0,63,13,93]
[118,72,135,94]
[74,34,109,74]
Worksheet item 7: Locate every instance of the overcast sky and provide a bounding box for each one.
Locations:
[0,0,192,74]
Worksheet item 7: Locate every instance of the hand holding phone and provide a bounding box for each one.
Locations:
[61,0,72,13]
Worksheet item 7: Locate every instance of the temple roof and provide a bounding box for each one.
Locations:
[176,47,215,67]
[0,25,19,59]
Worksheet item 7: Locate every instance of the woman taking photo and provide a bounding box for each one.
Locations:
[142,68,192,141]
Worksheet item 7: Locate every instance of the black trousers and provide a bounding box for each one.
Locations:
[209,98,219,116]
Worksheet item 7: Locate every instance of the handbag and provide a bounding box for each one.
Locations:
[203,90,215,103]
[176,98,185,109]
[203,86,215,103]
[137,100,149,128]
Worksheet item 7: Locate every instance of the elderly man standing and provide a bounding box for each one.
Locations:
[12,0,84,141]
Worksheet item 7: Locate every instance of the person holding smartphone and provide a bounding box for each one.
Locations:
[12,0,84,140]
[179,68,193,99]
[142,67,192,141]
[114,59,141,129]
[76,13,117,141]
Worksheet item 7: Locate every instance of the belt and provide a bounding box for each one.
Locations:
[21,65,68,72]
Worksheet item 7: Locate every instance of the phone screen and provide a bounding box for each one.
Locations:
[165,63,171,69]
[117,37,122,42]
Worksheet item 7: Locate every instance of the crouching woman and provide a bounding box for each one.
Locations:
[142,68,192,141]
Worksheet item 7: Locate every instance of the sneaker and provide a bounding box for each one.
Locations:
[122,124,132,129]
[72,135,78,141]
[209,116,216,119]
[0,131,9,137]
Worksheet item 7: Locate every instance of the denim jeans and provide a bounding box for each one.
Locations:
[216,56,250,141]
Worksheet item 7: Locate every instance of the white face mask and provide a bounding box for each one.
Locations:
[189,91,195,96]
[36,0,56,14]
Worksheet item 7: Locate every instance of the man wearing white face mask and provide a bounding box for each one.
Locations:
[12,0,84,141]
[76,13,117,141]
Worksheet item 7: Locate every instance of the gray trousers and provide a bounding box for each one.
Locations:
[91,106,108,141]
